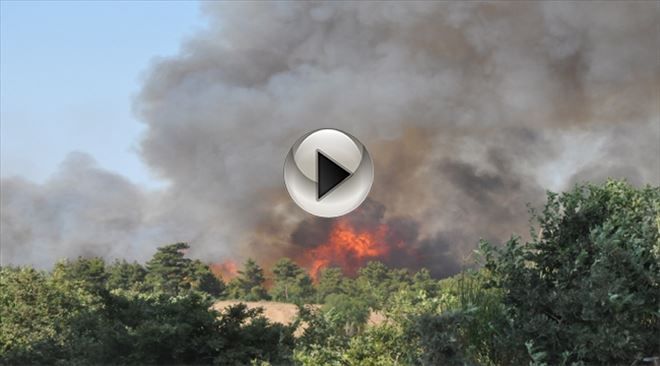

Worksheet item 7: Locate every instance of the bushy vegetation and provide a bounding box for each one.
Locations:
[0,250,293,365]
[1,181,658,365]
[481,180,660,365]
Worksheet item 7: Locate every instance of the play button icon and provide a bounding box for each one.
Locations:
[317,150,351,200]
[284,129,374,217]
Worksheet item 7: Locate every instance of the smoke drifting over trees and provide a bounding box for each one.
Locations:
[2,3,658,275]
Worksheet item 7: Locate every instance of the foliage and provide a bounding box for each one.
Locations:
[294,305,351,366]
[2,180,657,365]
[342,324,407,366]
[315,267,346,303]
[294,344,345,366]
[106,259,147,291]
[0,266,98,364]
[145,242,224,298]
[97,291,224,365]
[190,259,226,298]
[227,258,270,301]
[0,266,293,365]
[52,256,108,294]
[322,294,371,337]
[145,242,194,295]
[411,268,440,298]
[270,258,315,303]
[213,303,295,365]
[353,261,415,309]
[383,287,464,365]
[481,180,660,365]
[353,261,391,308]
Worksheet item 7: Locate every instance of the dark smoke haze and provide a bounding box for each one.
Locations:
[2,2,659,277]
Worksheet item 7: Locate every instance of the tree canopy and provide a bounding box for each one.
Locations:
[270,258,315,303]
[1,180,657,365]
[226,258,270,301]
[481,180,660,364]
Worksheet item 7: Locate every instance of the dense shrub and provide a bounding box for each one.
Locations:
[481,181,660,364]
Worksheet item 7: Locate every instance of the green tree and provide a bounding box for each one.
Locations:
[294,304,351,366]
[386,268,413,295]
[437,270,512,365]
[52,256,108,294]
[145,242,193,295]
[354,261,389,308]
[190,259,225,298]
[227,258,270,301]
[270,258,314,303]
[315,267,345,303]
[0,266,294,365]
[354,261,412,309]
[411,268,439,297]
[322,293,370,337]
[0,266,100,364]
[481,180,660,364]
[106,259,147,291]
[342,324,407,366]
[144,243,223,298]
[213,303,295,364]
[114,291,223,364]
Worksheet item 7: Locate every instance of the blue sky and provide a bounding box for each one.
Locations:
[1,1,203,187]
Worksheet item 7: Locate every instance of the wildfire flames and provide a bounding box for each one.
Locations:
[212,215,412,283]
[298,218,391,279]
[211,260,239,281]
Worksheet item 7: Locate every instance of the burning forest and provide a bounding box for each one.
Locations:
[1,2,658,364]
[298,218,392,280]
[287,198,455,280]
[1,2,658,280]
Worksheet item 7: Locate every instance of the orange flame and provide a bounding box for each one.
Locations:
[300,218,390,279]
[210,260,239,281]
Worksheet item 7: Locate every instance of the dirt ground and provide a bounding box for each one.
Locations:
[212,300,385,326]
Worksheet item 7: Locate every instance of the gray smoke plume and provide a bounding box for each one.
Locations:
[2,2,658,276]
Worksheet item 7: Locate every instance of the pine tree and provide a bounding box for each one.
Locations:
[145,243,193,295]
[316,267,345,303]
[52,256,108,294]
[106,259,147,291]
[227,258,269,300]
[271,258,314,303]
[190,259,225,298]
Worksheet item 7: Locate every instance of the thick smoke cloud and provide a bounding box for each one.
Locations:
[1,153,159,266]
[2,2,658,275]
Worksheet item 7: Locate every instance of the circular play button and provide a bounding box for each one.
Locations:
[284,128,374,217]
